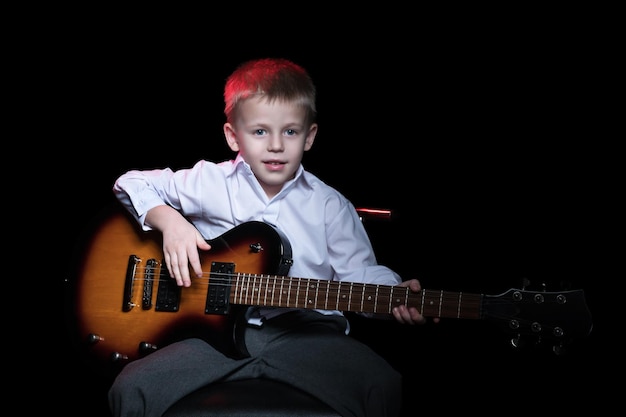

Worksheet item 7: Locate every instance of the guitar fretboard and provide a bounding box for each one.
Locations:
[230,273,482,319]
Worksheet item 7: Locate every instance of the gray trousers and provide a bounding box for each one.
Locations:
[108,310,402,417]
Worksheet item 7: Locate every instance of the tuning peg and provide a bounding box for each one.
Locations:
[511,335,522,349]
[510,334,533,350]
[552,343,566,355]
[559,280,573,291]
[513,334,569,355]
[511,333,545,351]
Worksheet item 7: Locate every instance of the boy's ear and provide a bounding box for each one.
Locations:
[303,123,318,151]
[223,123,240,152]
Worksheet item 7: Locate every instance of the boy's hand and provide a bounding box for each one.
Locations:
[392,279,439,325]
[146,205,211,287]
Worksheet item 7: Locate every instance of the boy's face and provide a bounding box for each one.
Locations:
[224,96,317,198]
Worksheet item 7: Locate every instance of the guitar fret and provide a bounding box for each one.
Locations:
[249,273,256,305]
[244,273,251,305]
[358,283,364,311]
[402,287,408,312]
[437,290,443,317]
[304,278,311,307]
[324,280,330,310]
[274,277,285,307]
[261,276,268,305]
[265,275,271,305]
[261,275,266,304]
[255,276,261,304]
[305,279,310,307]
[305,279,317,308]
[302,278,307,308]
[309,279,313,307]
[250,273,256,305]
[296,279,302,308]
[236,273,244,305]
[259,275,265,306]
[246,274,254,304]
[337,282,346,310]
[287,278,292,307]
[297,278,303,308]
[241,274,247,304]
[233,273,241,304]
[374,285,380,312]
[306,278,312,307]
[271,276,277,307]
[307,279,314,307]
[235,273,242,305]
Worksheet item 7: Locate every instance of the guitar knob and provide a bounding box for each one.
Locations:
[249,243,263,253]
[110,352,129,362]
[87,333,103,344]
[139,341,158,354]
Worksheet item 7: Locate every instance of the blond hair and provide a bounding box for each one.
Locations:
[224,58,317,124]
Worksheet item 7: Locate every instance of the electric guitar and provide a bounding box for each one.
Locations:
[66,206,593,376]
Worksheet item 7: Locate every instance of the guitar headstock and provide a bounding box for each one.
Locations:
[483,287,593,354]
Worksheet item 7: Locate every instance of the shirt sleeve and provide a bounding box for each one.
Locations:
[112,167,180,230]
[326,201,403,287]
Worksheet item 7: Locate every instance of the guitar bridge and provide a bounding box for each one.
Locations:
[206,261,234,315]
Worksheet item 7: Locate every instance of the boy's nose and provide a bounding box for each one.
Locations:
[268,135,284,151]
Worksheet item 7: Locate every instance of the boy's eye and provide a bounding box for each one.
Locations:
[254,129,266,136]
[285,129,296,136]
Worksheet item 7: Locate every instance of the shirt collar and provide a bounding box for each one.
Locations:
[227,153,314,191]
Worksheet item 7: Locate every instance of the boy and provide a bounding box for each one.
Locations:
[109,57,428,417]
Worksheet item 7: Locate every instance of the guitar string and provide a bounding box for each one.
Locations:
[105,267,584,337]
[121,275,571,332]
[118,268,532,321]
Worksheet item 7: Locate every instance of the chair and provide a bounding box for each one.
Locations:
[162,379,341,417]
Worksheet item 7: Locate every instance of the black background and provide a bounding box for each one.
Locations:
[33,12,616,416]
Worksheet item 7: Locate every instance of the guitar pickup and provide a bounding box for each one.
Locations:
[155,269,181,312]
[205,261,234,315]
[142,258,159,310]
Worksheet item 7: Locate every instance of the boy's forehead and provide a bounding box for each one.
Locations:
[239,95,305,111]
[236,97,308,123]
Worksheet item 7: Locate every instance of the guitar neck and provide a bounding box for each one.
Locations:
[230,274,483,320]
